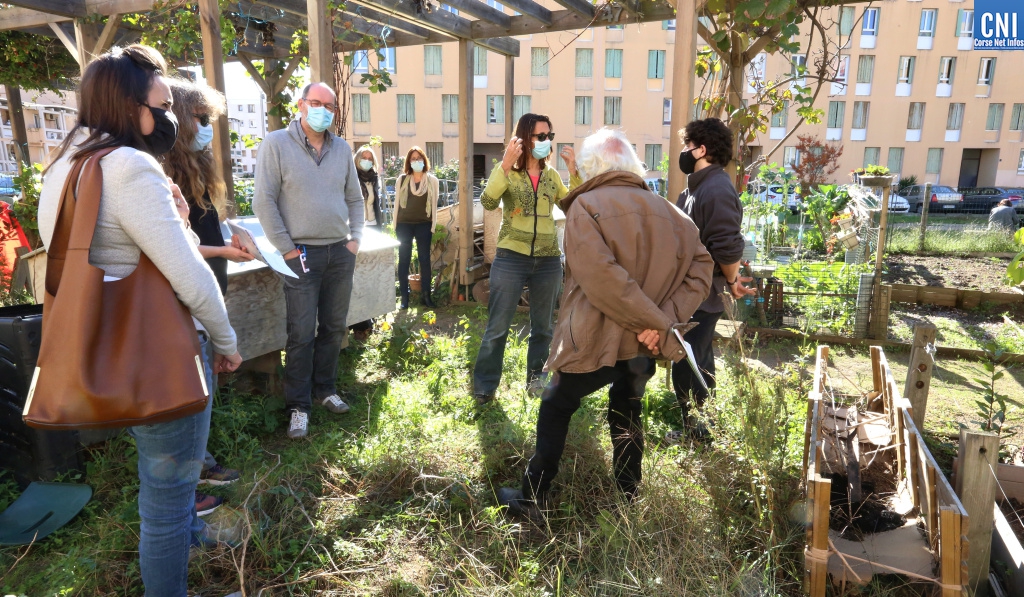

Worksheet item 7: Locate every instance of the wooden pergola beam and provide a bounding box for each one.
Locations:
[1,0,85,18]
[439,0,510,30]
[548,0,594,20]
[343,3,434,38]
[492,0,551,26]
[469,2,675,38]
[348,0,471,37]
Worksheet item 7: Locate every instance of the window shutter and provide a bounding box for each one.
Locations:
[605,49,622,78]
[575,49,592,77]
[955,8,963,37]
[887,148,904,173]
[532,48,548,76]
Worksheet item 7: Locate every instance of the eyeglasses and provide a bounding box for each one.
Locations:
[193,113,210,127]
[304,99,338,112]
[531,132,555,142]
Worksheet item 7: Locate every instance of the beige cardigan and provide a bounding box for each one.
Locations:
[392,173,439,233]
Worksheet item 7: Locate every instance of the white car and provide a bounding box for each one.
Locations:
[888,194,909,214]
[750,184,800,213]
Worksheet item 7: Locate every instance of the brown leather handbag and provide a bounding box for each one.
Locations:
[23,148,210,430]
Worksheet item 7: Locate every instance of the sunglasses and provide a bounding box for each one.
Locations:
[531,132,556,142]
[193,113,210,127]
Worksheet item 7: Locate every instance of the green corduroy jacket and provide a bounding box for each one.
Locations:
[480,164,582,257]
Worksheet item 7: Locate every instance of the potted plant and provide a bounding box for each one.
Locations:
[835,229,859,250]
[854,164,895,189]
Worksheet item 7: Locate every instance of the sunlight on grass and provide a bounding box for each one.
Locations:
[887,226,1019,254]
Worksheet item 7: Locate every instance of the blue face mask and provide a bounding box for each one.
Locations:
[411,160,425,173]
[359,159,374,171]
[190,123,214,152]
[305,106,334,133]
[532,139,552,159]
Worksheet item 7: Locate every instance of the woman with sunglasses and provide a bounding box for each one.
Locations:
[472,113,580,405]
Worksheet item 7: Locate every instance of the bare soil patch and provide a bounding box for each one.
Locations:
[884,254,1015,292]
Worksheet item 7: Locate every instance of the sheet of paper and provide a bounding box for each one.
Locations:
[226,220,298,279]
[673,327,709,393]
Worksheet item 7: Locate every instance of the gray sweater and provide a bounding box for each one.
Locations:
[38,142,238,356]
[252,119,364,254]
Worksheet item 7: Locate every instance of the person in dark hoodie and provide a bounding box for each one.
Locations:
[667,118,757,444]
[497,128,713,515]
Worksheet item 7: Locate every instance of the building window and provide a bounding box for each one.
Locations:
[352,48,395,74]
[862,8,879,36]
[442,94,458,124]
[1018,150,1024,173]
[352,94,370,123]
[791,54,807,78]
[380,48,397,74]
[919,9,936,38]
[956,9,974,37]
[426,142,444,168]
[978,58,996,85]
[1010,104,1024,131]
[382,142,400,162]
[513,95,531,122]
[827,101,845,128]
[898,56,916,84]
[986,104,1004,131]
[605,49,623,78]
[863,147,880,167]
[908,103,925,130]
[648,50,666,80]
[839,6,855,36]
[771,101,789,128]
[663,98,672,125]
[644,144,662,170]
[663,19,676,30]
[887,148,904,173]
[474,46,488,76]
[835,56,850,85]
[852,101,869,129]
[946,103,965,131]
[575,48,593,78]
[856,55,874,84]
[424,45,442,76]
[574,96,592,125]
[247,104,255,113]
[607,24,624,30]
[486,95,504,124]
[925,148,943,174]
[237,104,243,111]
[783,146,799,169]
[604,96,622,125]
[397,94,415,124]
[938,57,956,85]
[556,143,573,170]
[531,48,549,76]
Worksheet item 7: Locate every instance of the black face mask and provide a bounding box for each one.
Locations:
[678,148,701,175]
[142,105,179,157]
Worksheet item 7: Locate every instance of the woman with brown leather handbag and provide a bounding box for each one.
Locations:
[35,45,242,597]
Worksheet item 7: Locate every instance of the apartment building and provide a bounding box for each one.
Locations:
[350,0,1024,190]
[0,90,77,172]
[344,12,679,183]
[226,93,268,176]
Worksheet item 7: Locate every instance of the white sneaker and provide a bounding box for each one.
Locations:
[321,394,350,414]
[287,410,309,439]
[663,430,686,446]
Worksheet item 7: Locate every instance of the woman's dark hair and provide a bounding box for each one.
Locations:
[512,113,553,172]
[403,146,430,175]
[47,44,168,170]
[681,118,733,166]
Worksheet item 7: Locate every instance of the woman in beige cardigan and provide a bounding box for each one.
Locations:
[392,146,439,309]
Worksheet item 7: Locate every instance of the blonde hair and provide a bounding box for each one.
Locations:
[163,78,227,216]
[354,145,379,170]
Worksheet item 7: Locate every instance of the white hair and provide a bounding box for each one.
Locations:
[576,128,647,181]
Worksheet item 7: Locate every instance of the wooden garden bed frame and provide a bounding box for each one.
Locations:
[889,284,1024,309]
[803,345,970,596]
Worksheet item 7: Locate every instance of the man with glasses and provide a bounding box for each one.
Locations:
[253,82,365,439]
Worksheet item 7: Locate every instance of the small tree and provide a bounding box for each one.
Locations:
[791,135,843,194]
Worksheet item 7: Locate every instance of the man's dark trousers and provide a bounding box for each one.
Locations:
[671,309,721,421]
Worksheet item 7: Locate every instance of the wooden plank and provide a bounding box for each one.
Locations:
[343,4,433,37]
[905,413,922,510]
[667,0,697,204]
[474,36,520,57]
[490,0,551,25]
[47,21,78,62]
[351,0,472,37]
[940,507,961,597]
[870,345,883,395]
[814,345,829,394]
[92,12,120,54]
[305,0,331,82]
[469,2,676,39]
[956,429,999,593]
[439,0,511,29]
[457,38,474,286]
[503,54,514,142]
[548,0,595,19]
[808,476,832,597]
[871,283,891,340]
[1,0,86,18]
[905,323,937,430]
[198,0,234,213]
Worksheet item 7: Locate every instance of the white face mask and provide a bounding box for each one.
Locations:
[411,160,425,173]
[359,159,374,171]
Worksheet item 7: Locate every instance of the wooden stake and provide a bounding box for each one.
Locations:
[198,0,234,214]
[956,429,999,596]
[904,323,937,430]
[666,0,698,202]
[457,38,475,286]
[918,182,933,252]
[3,85,30,167]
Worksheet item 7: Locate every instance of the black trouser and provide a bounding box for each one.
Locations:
[396,221,432,302]
[671,309,722,421]
[522,357,657,502]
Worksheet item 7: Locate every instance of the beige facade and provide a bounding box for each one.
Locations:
[0,90,78,173]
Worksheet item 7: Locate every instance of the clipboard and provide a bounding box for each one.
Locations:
[672,327,709,393]
[226,220,299,278]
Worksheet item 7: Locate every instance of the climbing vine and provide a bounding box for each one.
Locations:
[0,30,78,92]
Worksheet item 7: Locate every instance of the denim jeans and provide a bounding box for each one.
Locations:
[522,357,656,502]
[472,248,562,396]
[128,332,215,597]
[396,221,432,302]
[671,309,721,421]
[283,240,357,413]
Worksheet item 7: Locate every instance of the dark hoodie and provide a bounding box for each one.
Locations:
[676,164,745,313]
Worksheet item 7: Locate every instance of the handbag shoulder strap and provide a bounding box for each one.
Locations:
[45,147,119,296]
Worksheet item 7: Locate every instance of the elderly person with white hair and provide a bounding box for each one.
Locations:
[498,128,714,515]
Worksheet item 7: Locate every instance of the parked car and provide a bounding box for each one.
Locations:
[957,187,1024,214]
[901,185,963,213]
[887,194,910,214]
[749,183,800,213]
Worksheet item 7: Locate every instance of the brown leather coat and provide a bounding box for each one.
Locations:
[546,171,714,374]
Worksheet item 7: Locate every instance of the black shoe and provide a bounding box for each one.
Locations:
[685,415,712,442]
[497,487,544,523]
[474,393,494,406]
[400,298,409,310]
[422,295,436,308]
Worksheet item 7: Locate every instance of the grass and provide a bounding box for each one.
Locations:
[2,305,821,597]
[886,226,1020,254]
[889,306,1024,354]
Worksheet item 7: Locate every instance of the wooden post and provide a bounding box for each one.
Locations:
[939,506,965,597]
[4,85,30,167]
[806,476,831,597]
[504,54,514,143]
[874,183,890,282]
[904,323,937,430]
[73,19,99,72]
[458,38,475,286]
[198,0,234,213]
[871,283,891,340]
[918,182,932,252]
[306,0,333,83]
[666,0,698,202]
[955,429,999,596]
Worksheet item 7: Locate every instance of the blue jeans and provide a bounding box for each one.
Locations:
[128,332,215,597]
[283,240,357,413]
[473,248,562,396]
